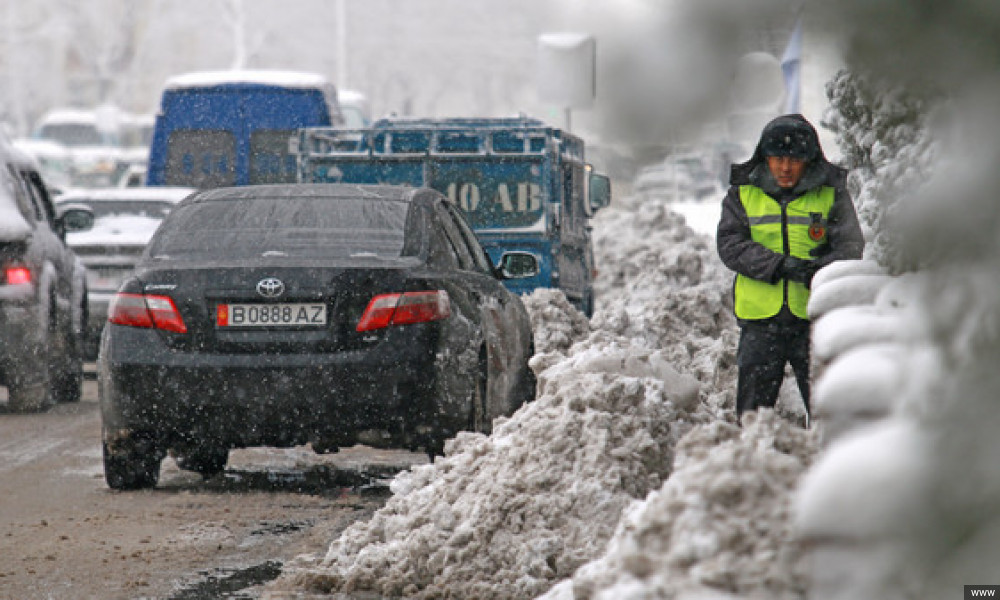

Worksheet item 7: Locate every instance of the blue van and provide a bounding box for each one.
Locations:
[146,70,344,188]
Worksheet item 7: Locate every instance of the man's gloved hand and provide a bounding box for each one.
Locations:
[780,256,818,288]
[809,243,832,258]
[809,243,835,269]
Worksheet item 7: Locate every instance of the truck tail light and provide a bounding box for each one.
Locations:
[108,293,188,333]
[4,266,31,285]
[356,290,451,332]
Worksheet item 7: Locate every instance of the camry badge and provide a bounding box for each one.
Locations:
[256,277,285,298]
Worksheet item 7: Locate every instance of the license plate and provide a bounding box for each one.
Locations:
[86,267,132,292]
[217,303,327,327]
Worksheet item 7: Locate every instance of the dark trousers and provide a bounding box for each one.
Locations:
[736,320,811,418]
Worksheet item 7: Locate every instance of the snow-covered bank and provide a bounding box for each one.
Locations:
[265,184,820,599]
[276,327,708,599]
[542,411,816,600]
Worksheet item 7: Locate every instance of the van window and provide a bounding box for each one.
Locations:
[165,130,236,188]
[249,130,298,184]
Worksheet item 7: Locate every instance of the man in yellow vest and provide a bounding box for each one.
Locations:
[717,114,864,424]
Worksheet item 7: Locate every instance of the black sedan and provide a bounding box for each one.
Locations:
[98,183,538,489]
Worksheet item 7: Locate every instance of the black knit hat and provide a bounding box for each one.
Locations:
[759,115,819,160]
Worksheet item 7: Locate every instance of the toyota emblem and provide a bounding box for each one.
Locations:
[256,277,285,298]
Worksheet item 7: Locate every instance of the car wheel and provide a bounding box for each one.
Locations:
[468,349,489,435]
[516,361,537,407]
[7,344,52,413]
[50,300,84,403]
[174,446,229,479]
[51,332,83,404]
[103,439,161,490]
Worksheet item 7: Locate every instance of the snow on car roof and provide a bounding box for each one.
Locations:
[338,89,367,103]
[36,108,101,125]
[12,138,71,158]
[0,145,32,240]
[0,192,31,241]
[164,69,330,90]
[55,187,195,204]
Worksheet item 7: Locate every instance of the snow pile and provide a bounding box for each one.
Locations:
[272,294,709,599]
[544,411,817,600]
[590,189,739,415]
[796,262,1000,596]
[521,288,591,355]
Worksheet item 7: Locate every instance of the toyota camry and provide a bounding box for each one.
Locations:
[98,183,538,489]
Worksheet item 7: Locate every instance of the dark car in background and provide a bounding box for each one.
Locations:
[55,187,194,358]
[98,183,538,489]
[0,138,93,412]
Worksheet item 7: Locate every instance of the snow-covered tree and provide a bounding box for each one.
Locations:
[822,70,936,273]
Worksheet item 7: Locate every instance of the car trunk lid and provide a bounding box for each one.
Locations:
[136,260,422,353]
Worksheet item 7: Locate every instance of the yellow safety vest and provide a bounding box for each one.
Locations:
[734,184,835,320]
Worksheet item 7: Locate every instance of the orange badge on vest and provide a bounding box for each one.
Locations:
[808,213,826,242]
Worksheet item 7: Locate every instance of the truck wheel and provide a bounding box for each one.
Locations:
[174,446,229,479]
[103,439,161,490]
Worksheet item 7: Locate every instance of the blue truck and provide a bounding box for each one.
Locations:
[294,117,611,314]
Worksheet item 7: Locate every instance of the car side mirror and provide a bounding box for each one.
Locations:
[57,205,95,233]
[497,251,539,279]
[589,172,611,213]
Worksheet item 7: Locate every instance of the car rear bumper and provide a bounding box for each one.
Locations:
[98,323,473,450]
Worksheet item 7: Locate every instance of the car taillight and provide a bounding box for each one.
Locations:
[4,266,31,285]
[356,290,451,332]
[108,293,187,333]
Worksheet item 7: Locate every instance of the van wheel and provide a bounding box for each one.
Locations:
[103,439,161,490]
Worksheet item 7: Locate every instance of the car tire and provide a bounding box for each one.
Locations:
[174,446,229,479]
[469,349,489,435]
[7,380,49,413]
[103,439,161,490]
[51,333,83,404]
[51,300,84,404]
[516,361,537,407]
[7,344,52,413]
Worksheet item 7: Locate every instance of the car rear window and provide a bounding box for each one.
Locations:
[149,195,415,260]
